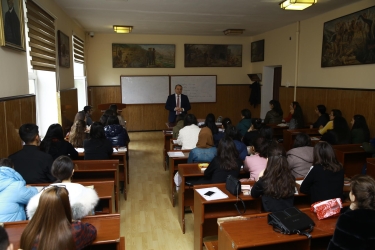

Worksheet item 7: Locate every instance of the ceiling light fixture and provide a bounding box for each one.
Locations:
[113,25,133,33]
[223,29,245,36]
[280,0,317,10]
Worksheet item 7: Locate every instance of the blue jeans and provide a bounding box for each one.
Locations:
[187,147,217,163]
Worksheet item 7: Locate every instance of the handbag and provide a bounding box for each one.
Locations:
[226,175,246,215]
[268,207,315,238]
[310,198,342,220]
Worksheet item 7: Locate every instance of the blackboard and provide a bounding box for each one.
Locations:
[120,75,216,104]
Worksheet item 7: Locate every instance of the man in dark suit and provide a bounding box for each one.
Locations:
[165,84,191,123]
[8,123,55,184]
[4,0,21,46]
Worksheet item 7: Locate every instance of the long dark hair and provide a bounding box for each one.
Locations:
[332,116,350,144]
[292,102,304,128]
[253,136,269,158]
[270,100,283,116]
[259,126,273,140]
[313,142,342,172]
[205,113,218,135]
[184,114,198,126]
[221,117,232,129]
[217,137,239,170]
[262,141,295,199]
[40,124,64,154]
[350,175,375,210]
[225,124,242,141]
[352,114,370,142]
[89,122,106,140]
[20,187,75,250]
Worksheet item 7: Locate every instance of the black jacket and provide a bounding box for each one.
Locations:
[83,138,113,160]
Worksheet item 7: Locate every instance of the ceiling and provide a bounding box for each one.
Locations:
[53,0,362,36]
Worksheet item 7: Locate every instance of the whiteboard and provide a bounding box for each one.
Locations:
[121,76,169,104]
[170,75,216,102]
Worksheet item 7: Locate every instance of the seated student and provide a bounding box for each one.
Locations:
[193,137,242,184]
[251,141,295,212]
[173,114,185,139]
[99,109,115,126]
[69,120,89,148]
[204,113,219,141]
[0,226,13,250]
[311,105,330,129]
[104,115,130,147]
[319,109,342,135]
[214,117,231,146]
[286,133,314,178]
[187,118,217,163]
[320,116,350,145]
[0,158,38,222]
[21,186,97,250]
[40,123,78,160]
[109,104,127,129]
[264,100,283,124]
[176,114,201,150]
[284,102,304,129]
[83,106,93,126]
[241,136,268,181]
[259,125,273,140]
[242,118,262,146]
[225,125,247,161]
[27,156,99,220]
[350,114,370,144]
[328,175,375,250]
[300,142,344,204]
[84,122,113,160]
[8,123,55,184]
[236,109,252,137]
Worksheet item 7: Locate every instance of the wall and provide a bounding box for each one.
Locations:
[86,34,252,86]
[251,0,374,90]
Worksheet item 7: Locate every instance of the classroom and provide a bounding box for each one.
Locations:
[0,0,375,249]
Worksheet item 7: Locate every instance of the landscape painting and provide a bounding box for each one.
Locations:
[112,44,175,68]
[321,6,375,67]
[184,44,242,67]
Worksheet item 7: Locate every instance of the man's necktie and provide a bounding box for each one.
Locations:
[177,95,180,115]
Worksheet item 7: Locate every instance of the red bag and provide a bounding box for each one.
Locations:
[310,198,342,220]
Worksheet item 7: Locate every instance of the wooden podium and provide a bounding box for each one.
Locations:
[97,103,126,113]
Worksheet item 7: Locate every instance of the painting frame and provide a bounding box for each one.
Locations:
[58,30,70,68]
[112,44,175,68]
[184,44,242,67]
[251,40,264,62]
[321,5,375,68]
[0,0,26,51]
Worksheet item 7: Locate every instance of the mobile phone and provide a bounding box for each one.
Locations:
[204,191,215,196]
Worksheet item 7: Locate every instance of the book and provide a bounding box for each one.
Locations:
[196,187,229,201]
[167,151,185,157]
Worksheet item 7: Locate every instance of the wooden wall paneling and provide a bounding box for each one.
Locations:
[338,90,356,123]
[5,99,24,157]
[60,89,78,134]
[19,96,36,125]
[353,90,372,118]
[88,86,122,122]
[368,92,375,138]
[0,102,8,158]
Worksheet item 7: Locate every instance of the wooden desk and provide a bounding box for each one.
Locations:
[168,150,190,206]
[266,124,289,139]
[163,130,173,170]
[333,144,371,177]
[73,160,119,212]
[283,128,320,151]
[367,158,375,180]
[77,151,128,200]
[217,208,338,250]
[4,214,123,250]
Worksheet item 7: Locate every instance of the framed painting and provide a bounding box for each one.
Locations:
[321,5,375,67]
[58,30,70,68]
[184,44,242,67]
[251,40,264,62]
[112,44,175,68]
[0,0,26,50]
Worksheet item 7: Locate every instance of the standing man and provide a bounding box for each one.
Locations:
[165,84,191,123]
[4,0,21,46]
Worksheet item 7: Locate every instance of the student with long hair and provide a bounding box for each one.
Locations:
[69,120,88,148]
[214,117,232,146]
[350,114,370,144]
[251,141,295,212]
[40,124,78,160]
[264,100,283,124]
[27,156,99,220]
[321,116,350,145]
[225,125,247,161]
[109,104,127,128]
[242,118,263,146]
[286,133,314,178]
[21,186,97,250]
[328,175,375,249]
[84,122,113,160]
[300,142,344,204]
[202,137,242,183]
[176,114,201,149]
[104,115,130,147]
[319,109,342,135]
[241,136,269,181]
[99,109,115,126]
[204,113,219,136]
[236,109,252,137]
[311,105,329,128]
[285,101,304,129]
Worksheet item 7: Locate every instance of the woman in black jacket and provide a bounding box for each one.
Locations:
[84,122,113,160]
